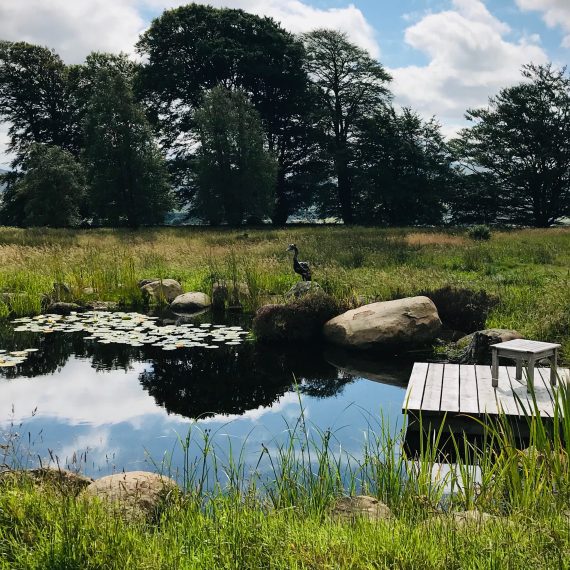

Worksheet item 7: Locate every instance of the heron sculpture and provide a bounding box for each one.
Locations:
[286,243,312,281]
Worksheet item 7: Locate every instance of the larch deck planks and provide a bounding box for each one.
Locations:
[403,363,569,421]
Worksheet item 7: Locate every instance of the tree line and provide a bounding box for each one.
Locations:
[1,4,569,228]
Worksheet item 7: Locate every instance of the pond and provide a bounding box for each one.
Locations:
[0,310,414,483]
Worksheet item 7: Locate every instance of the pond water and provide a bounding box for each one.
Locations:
[0,311,415,483]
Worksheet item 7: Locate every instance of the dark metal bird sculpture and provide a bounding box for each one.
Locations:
[286,243,312,281]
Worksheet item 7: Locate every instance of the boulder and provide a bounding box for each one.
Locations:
[448,510,497,527]
[0,468,93,497]
[456,328,522,364]
[45,302,84,315]
[84,471,178,521]
[141,279,183,304]
[323,296,441,351]
[171,292,211,313]
[285,281,322,299]
[330,495,392,522]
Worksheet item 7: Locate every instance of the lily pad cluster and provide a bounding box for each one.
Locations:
[11,311,249,351]
[0,348,38,368]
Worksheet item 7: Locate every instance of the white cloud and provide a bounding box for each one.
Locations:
[0,0,379,63]
[517,0,570,48]
[390,0,548,131]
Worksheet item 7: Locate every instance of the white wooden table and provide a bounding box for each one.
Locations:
[491,339,560,392]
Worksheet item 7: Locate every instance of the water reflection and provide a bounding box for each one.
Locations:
[0,314,409,477]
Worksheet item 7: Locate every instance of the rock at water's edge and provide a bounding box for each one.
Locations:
[171,292,211,313]
[285,281,322,299]
[330,495,392,522]
[323,296,441,350]
[84,471,178,520]
[141,279,183,303]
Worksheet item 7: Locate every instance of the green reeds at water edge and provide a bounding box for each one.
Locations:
[1,385,569,568]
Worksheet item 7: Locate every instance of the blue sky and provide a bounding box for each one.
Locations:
[1,0,569,166]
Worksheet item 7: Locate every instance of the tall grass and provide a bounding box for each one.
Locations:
[1,383,569,568]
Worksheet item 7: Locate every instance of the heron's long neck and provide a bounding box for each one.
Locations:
[293,249,299,261]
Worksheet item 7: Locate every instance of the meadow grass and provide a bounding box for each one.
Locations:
[1,385,569,569]
[0,225,569,357]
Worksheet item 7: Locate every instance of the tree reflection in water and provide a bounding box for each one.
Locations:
[0,321,355,420]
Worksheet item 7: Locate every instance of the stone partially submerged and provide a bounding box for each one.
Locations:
[171,292,211,313]
[141,279,183,303]
[323,296,441,351]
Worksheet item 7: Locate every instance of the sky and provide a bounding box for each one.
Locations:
[1,0,569,168]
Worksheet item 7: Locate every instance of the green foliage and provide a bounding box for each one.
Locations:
[453,63,570,227]
[136,4,315,223]
[354,107,455,225]
[193,86,277,225]
[0,41,79,169]
[468,224,492,241]
[303,29,392,223]
[83,65,172,227]
[1,144,85,228]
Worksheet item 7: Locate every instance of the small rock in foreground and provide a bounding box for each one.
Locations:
[171,292,211,313]
[84,471,178,521]
[330,495,392,522]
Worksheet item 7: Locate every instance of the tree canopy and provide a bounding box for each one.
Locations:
[453,63,570,227]
[193,86,277,225]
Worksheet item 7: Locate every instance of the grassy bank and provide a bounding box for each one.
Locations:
[0,225,569,356]
[1,394,570,569]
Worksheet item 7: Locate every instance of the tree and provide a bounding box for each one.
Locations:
[136,4,314,223]
[193,86,277,225]
[454,63,570,227]
[302,30,392,224]
[0,41,79,169]
[83,67,172,227]
[0,143,85,227]
[353,107,454,225]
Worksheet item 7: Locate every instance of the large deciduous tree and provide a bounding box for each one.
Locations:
[0,41,79,169]
[302,30,392,224]
[454,63,570,227]
[193,86,277,225]
[136,4,314,224]
[353,107,454,226]
[83,66,172,227]
[0,143,86,227]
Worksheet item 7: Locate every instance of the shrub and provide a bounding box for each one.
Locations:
[467,224,491,241]
[418,286,499,333]
[253,293,345,343]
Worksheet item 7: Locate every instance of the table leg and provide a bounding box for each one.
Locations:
[550,349,558,387]
[527,357,535,394]
[515,358,523,381]
[491,348,498,388]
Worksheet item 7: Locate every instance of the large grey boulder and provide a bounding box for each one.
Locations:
[84,471,178,521]
[141,279,183,303]
[323,296,441,350]
[171,292,211,313]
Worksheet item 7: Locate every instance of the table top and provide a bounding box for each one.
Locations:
[492,339,561,353]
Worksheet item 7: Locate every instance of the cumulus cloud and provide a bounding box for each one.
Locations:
[0,0,379,63]
[517,0,570,48]
[390,0,548,131]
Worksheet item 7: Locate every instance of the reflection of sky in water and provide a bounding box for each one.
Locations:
[1,354,407,481]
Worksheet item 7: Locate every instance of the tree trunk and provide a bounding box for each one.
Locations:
[272,167,289,226]
[335,149,352,224]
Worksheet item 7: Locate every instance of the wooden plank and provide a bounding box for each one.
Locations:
[420,363,445,412]
[439,364,459,413]
[458,364,479,415]
[495,366,527,416]
[474,365,499,416]
[403,362,429,412]
[534,368,557,418]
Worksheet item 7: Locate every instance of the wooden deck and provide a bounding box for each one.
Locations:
[403,363,569,424]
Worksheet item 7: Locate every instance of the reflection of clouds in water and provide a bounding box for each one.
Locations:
[0,358,181,427]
